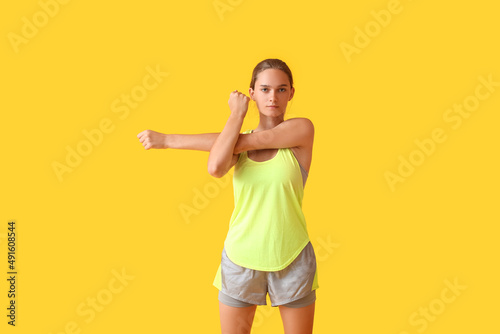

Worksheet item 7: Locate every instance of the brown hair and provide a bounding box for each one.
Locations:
[249,58,294,90]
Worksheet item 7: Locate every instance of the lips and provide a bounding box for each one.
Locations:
[267,105,279,108]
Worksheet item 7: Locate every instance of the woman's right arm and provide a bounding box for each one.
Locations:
[207,91,249,178]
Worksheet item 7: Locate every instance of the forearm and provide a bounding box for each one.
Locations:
[138,128,247,152]
[167,133,221,151]
[207,114,245,176]
[167,132,249,153]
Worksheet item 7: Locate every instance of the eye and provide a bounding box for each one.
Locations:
[280,88,286,92]
[261,88,268,92]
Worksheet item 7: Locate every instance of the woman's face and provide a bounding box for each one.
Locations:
[249,69,294,117]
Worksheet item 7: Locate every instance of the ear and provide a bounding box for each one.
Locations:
[249,87,255,100]
[289,86,295,101]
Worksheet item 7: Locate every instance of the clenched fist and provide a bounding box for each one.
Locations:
[228,90,250,117]
[137,129,167,150]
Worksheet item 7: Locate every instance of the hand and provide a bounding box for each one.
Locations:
[137,129,167,150]
[228,90,250,117]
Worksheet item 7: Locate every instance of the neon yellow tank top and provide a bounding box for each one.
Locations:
[223,128,311,271]
[213,129,319,291]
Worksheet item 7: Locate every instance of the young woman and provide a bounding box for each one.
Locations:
[137,59,318,334]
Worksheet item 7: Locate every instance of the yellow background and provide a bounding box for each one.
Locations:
[1,0,499,333]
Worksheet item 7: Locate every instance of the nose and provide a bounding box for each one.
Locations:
[269,91,278,102]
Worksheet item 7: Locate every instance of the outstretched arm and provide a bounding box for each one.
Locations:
[137,117,314,152]
[137,130,221,151]
[233,117,314,153]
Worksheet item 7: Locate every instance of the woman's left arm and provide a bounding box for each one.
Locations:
[233,117,314,154]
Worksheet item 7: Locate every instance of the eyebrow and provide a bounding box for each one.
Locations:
[259,84,288,87]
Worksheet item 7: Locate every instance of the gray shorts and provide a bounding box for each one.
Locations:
[218,241,317,308]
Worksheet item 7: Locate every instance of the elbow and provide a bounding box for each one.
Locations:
[208,149,232,178]
[207,163,224,178]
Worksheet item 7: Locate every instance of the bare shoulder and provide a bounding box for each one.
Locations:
[283,117,314,147]
[284,117,314,131]
[285,118,314,174]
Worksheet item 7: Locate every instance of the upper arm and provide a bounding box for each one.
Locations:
[233,118,314,154]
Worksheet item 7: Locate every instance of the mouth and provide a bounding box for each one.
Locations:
[267,105,279,108]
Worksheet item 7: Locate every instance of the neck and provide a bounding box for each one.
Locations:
[254,114,285,132]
